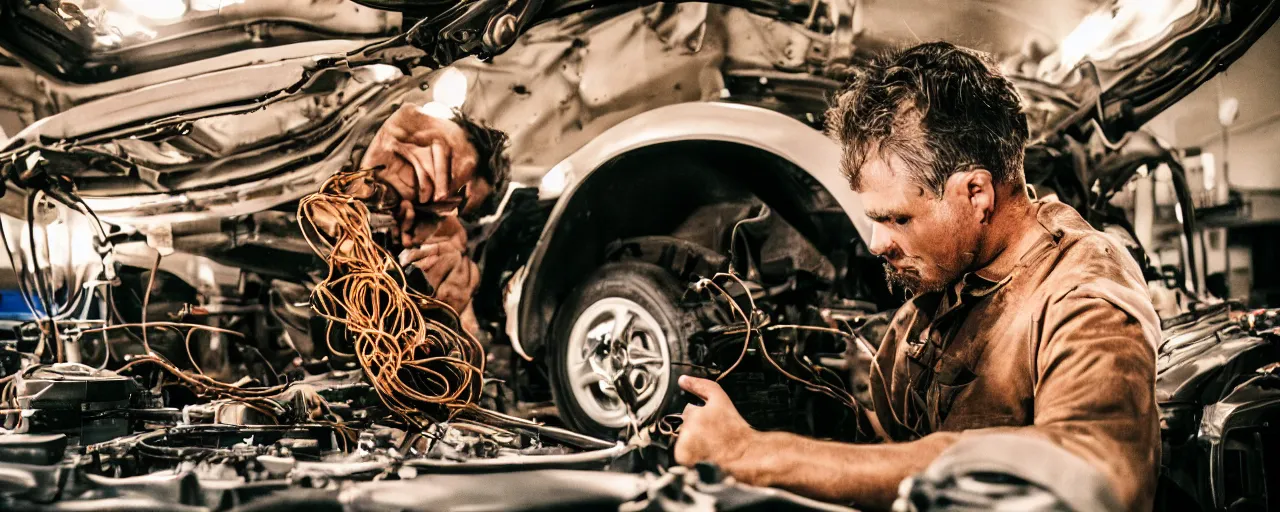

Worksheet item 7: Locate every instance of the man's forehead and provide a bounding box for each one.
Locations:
[858,154,927,213]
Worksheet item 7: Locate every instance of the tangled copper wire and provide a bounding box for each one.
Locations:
[654,271,871,440]
[298,169,485,427]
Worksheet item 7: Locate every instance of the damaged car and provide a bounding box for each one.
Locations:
[0,0,1277,510]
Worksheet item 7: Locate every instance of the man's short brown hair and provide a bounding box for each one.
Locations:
[825,42,1029,195]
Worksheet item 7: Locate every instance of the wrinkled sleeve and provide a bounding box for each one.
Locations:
[1028,286,1161,511]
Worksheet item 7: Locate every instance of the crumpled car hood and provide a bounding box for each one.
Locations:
[0,0,1274,220]
[0,0,400,84]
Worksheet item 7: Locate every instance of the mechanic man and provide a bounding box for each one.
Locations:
[672,42,1161,511]
[351,104,509,332]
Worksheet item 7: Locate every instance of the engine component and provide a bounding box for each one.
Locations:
[1155,304,1280,511]
[0,433,67,465]
[10,363,137,445]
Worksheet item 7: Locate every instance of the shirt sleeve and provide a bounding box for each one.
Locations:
[1028,287,1161,512]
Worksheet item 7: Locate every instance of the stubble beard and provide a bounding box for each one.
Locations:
[884,262,930,297]
[883,251,976,298]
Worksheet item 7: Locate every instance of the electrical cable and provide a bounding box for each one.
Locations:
[93,285,114,370]
[141,251,161,356]
[26,192,63,361]
[672,271,874,439]
[298,168,485,428]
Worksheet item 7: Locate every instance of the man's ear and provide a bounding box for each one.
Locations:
[946,169,995,224]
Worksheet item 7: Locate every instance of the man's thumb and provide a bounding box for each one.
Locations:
[678,375,723,401]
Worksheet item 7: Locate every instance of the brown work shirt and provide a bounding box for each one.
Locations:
[869,200,1161,511]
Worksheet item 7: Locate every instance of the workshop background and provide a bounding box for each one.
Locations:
[0,0,1277,510]
[0,3,1277,311]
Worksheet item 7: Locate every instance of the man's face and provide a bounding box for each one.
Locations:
[858,154,982,296]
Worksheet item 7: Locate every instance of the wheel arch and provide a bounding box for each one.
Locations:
[513,102,871,359]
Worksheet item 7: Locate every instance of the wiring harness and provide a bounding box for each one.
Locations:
[298,168,485,428]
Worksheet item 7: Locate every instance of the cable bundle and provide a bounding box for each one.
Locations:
[656,271,875,439]
[299,169,485,427]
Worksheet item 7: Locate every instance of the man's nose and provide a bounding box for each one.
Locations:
[868,224,894,257]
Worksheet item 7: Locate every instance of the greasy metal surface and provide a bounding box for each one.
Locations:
[68,65,427,225]
[109,242,242,298]
[1,4,848,227]
[1153,304,1280,406]
[0,40,377,135]
[856,0,1107,57]
[1033,0,1278,141]
[341,470,648,510]
[1198,372,1280,441]
[1198,371,1280,509]
[0,0,399,83]
[23,60,311,143]
[1156,330,1271,403]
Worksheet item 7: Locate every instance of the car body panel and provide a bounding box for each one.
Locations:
[1027,0,1279,142]
[512,101,869,357]
[0,0,400,84]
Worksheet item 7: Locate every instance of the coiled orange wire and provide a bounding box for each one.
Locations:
[298,169,485,428]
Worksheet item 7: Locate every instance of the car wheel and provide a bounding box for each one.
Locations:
[549,261,692,439]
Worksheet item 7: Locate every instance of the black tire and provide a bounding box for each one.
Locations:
[549,261,694,439]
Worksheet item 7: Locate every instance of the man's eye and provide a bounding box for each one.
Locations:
[894,216,910,226]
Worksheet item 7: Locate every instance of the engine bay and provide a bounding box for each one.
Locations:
[0,169,875,511]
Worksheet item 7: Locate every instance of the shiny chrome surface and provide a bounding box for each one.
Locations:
[565,297,671,428]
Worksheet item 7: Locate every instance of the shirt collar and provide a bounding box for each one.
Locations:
[956,200,1069,298]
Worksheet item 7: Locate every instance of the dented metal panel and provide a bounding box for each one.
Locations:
[449,4,728,184]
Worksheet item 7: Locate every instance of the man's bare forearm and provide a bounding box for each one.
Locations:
[730,431,960,511]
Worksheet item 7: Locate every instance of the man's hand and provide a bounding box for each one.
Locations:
[673,376,761,478]
[398,216,479,315]
[359,105,479,247]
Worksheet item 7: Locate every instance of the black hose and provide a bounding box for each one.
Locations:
[1090,133,1199,295]
[1164,158,1199,294]
[26,193,54,321]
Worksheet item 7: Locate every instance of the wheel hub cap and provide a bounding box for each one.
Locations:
[566,297,672,428]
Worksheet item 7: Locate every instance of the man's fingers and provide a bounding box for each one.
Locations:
[429,142,451,203]
[425,251,461,285]
[397,199,415,247]
[678,375,726,402]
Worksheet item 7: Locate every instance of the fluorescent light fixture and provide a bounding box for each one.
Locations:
[1201,152,1216,191]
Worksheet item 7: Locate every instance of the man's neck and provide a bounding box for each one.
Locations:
[972,193,1042,281]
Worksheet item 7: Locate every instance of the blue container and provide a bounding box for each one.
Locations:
[0,289,39,321]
